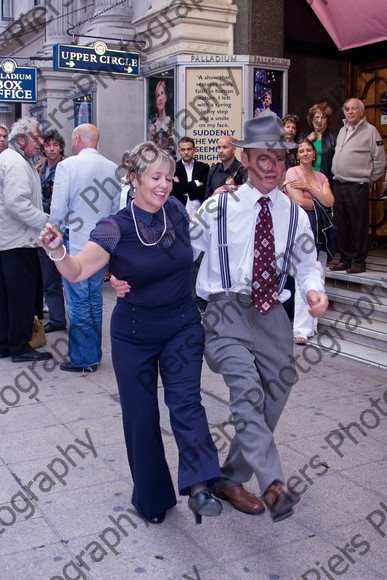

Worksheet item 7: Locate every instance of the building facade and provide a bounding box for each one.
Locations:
[1,0,386,244]
[0,0,240,160]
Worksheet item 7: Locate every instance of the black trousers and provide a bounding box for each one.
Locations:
[110,296,221,519]
[0,247,40,357]
[333,181,369,266]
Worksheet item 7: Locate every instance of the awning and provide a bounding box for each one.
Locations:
[307,0,387,51]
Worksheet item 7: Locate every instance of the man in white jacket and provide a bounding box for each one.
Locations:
[50,123,120,373]
[0,117,53,362]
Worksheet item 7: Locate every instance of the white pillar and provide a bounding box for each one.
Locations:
[44,0,74,48]
[86,0,134,40]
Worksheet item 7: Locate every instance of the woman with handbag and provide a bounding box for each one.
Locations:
[283,138,335,344]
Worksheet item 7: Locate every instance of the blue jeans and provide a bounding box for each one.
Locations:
[38,248,66,327]
[62,267,105,367]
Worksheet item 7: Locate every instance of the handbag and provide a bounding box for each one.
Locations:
[312,199,337,261]
[29,315,47,349]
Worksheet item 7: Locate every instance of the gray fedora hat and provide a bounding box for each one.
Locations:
[232,115,297,150]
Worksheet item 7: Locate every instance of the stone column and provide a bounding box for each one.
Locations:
[86,0,134,40]
[234,0,284,57]
[133,0,238,60]
[44,0,74,49]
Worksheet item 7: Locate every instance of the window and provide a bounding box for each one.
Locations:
[2,0,13,20]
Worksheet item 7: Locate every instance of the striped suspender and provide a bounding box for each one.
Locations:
[217,192,232,290]
[217,195,299,292]
[278,200,299,294]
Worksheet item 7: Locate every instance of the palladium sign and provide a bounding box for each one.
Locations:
[0,59,37,103]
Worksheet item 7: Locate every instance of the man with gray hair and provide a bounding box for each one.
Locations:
[0,117,53,362]
[330,98,385,274]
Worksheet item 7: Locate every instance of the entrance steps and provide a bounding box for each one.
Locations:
[310,255,387,370]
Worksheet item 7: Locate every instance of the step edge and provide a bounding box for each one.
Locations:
[308,339,387,371]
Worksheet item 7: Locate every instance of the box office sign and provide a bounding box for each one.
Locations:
[185,67,243,164]
[53,41,140,76]
[0,59,37,103]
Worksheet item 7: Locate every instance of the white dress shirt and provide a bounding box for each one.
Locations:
[182,159,201,217]
[190,181,324,302]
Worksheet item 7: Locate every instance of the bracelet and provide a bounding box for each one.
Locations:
[48,245,67,262]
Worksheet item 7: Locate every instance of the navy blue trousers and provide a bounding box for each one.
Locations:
[111,296,221,519]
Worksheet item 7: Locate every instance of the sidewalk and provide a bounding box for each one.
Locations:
[0,284,386,580]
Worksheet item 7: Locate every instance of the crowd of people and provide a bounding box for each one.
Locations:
[0,96,385,526]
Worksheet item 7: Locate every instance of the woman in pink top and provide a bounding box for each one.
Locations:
[283,138,334,344]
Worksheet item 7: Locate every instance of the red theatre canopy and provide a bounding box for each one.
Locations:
[307,0,387,51]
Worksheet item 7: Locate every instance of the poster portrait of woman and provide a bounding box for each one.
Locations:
[73,94,92,128]
[147,73,175,156]
[253,68,283,119]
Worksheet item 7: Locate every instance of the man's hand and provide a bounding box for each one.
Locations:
[110,275,131,298]
[173,176,180,182]
[307,290,328,318]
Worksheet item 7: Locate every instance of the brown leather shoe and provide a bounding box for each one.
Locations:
[262,480,300,523]
[329,261,350,271]
[214,484,265,515]
[346,265,366,274]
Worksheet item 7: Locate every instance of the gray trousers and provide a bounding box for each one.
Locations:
[203,292,294,493]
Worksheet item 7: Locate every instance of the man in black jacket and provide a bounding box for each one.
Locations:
[204,135,245,199]
[172,137,210,311]
[172,137,209,215]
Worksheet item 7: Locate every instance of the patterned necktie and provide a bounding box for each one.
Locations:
[252,196,279,315]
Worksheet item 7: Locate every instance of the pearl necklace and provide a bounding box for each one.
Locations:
[131,200,167,247]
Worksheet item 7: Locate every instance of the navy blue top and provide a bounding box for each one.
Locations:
[90,197,193,307]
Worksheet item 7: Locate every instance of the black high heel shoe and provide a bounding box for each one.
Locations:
[188,489,222,524]
[145,512,166,524]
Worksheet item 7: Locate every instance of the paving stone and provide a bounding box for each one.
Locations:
[225,534,384,579]
[0,543,78,580]
[0,287,385,579]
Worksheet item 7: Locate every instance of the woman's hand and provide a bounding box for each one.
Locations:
[110,275,131,298]
[212,184,239,196]
[39,223,64,255]
[289,179,309,191]
[307,131,318,141]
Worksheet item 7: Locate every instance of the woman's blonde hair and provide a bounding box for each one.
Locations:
[128,141,175,183]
